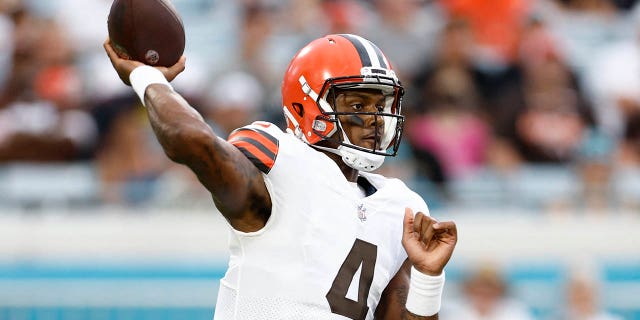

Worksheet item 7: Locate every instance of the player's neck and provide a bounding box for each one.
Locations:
[321,149,359,182]
[340,165,359,182]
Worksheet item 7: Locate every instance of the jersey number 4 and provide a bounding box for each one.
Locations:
[326,239,378,320]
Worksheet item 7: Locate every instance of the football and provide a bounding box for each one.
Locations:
[107,0,185,67]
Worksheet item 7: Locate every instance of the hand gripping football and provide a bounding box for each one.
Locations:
[107,0,185,67]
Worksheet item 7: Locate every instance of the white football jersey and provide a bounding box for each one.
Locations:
[215,122,429,320]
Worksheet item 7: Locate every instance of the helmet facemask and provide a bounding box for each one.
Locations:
[311,74,405,171]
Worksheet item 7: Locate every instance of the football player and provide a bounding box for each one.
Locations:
[104,34,457,320]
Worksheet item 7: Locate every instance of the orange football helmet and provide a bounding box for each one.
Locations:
[281,34,404,171]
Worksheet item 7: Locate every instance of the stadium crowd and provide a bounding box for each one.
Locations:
[1,0,639,212]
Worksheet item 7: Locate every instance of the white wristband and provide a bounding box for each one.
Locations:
[405,267,445,317]
[129,65,172,107]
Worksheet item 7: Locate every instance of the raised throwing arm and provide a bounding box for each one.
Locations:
[103,39,270,232]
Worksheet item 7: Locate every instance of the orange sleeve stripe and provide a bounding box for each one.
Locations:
[229,129,278,156]
[231,140,275,173]
[228,128,279,173]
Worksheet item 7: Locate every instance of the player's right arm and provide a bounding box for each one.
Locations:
[103,40,271,232]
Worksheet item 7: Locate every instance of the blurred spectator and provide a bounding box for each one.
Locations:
[149,162,213,210]
[611,112,640,210]
[439,0,531,70]
[360,0,445,83]
[406,19,489,189]
[411,17,522,147]
[581,18,640,139]
[442,264,535,320]
[44,0,130,104]
[574,129,615,211]
[407,65,490,181]
[1,3,38,106]
[0,8,97,162]
[239,0,280,85]
[0,9,12,90]
[201,71,265,138]
[550,267,623,320]
[541,0,631,76]
[0,78,98,162]
[511,79,589,163]
[620,110,640,165]
[238,1,308,93]
[430,18,475,69]
[320,0,367,34]
[490,16,595,165]
[196,0,317,121]
[48,0,111,55]
[95,106,169,206]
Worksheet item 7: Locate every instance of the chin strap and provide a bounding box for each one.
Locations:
[330,114,385,171]
[338,145,384,172]
[311,143,385,172]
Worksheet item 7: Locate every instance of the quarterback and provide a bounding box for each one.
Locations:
[104,34,457,320]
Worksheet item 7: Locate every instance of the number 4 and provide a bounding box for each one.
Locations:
[326,239,378,320]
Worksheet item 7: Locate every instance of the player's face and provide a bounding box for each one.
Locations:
[332,89,387,150]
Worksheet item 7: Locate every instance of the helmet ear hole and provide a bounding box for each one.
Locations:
[292,103,304,117]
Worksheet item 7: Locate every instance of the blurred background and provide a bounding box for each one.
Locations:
[0,0,639,319]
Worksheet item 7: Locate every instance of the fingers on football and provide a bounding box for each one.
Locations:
[177,56,187,69]
[103,39,117,62]
[164,56,186,81]
[104,38,130,85]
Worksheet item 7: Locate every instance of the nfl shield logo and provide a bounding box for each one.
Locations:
[357,203,367,222]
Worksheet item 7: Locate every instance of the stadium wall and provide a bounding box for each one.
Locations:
[0,209,638,319]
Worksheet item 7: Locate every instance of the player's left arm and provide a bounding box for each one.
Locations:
[375,208,457,320]
[375,260,439,320]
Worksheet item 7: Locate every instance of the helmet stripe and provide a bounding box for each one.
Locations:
[370,43,388,69]
[339,34,372,67]
[339,34,388,69]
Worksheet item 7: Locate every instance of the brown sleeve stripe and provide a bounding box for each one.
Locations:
[228,128,279,173]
